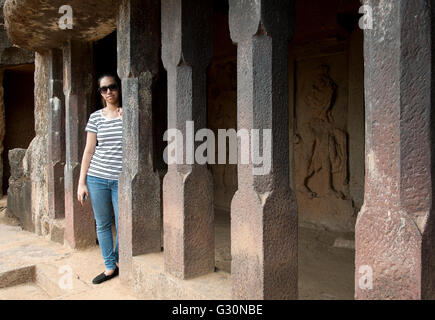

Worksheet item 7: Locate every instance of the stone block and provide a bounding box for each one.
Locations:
[7,148,32,231]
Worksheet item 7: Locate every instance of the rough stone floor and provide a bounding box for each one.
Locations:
[0,197,355,300]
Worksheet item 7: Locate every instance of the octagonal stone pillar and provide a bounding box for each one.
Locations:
[63,40,96,249]
[161,0,214,279]
[47,48,65,219]
[0,70,4,195]
[117,0,162,284]
[356,0,435,300]
[228,0,298,300]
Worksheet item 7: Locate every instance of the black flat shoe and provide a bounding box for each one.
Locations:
[92,266,119,284]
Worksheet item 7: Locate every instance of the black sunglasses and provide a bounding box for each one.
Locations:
[99,83,118,93]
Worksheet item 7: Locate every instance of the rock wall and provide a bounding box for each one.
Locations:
[291,49,356,232]
[290,32,364,232]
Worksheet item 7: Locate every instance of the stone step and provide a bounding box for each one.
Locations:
[0,265,35,289]
[0,283,52,300]
[34,263,91,298]
[0,260,92,298]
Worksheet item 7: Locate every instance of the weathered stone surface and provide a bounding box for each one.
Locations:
[355,0,435,299]
[3,0,119,51]
[229,0,298,299]
[0,0,34,66]
[117,0,162,285]
[47,48,64,219]
[63,40,95,249]
[27,52,49,237]
[0,47,34,67]
[293,58,356,232]
[49,219,64,244]
[0,265,35,289]
[7,148,31,231]
[8,148,26,178]
[162,0,214,279]
[0,69,4,194]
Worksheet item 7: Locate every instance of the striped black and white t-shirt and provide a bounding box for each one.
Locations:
[85,109,123,180]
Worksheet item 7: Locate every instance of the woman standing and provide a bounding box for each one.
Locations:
[77,73,123,284]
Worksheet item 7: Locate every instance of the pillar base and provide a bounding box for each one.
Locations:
[132,253,230,300]
[163,165,214,279]
[231,188,298,300]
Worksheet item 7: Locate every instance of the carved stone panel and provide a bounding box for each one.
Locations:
[293,53,356,232]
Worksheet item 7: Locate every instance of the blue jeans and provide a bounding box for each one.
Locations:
[86,174,119,270]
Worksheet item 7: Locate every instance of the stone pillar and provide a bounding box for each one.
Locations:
[117,0,162,284]
[356,0,435,299]
[0,69,4,195]
[47,48,65,219]
[63,40,96,249]
[161,0,214,279]
[229,0,298,299]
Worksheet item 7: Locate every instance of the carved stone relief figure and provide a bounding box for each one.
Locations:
[295,65,349,202]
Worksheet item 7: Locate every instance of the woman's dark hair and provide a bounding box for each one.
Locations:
[97,73,122,108]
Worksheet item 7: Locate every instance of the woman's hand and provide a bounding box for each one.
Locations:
[77,183,89,207]
[117,107,122,120]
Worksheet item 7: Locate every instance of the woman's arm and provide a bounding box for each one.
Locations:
[77,131,97,205]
